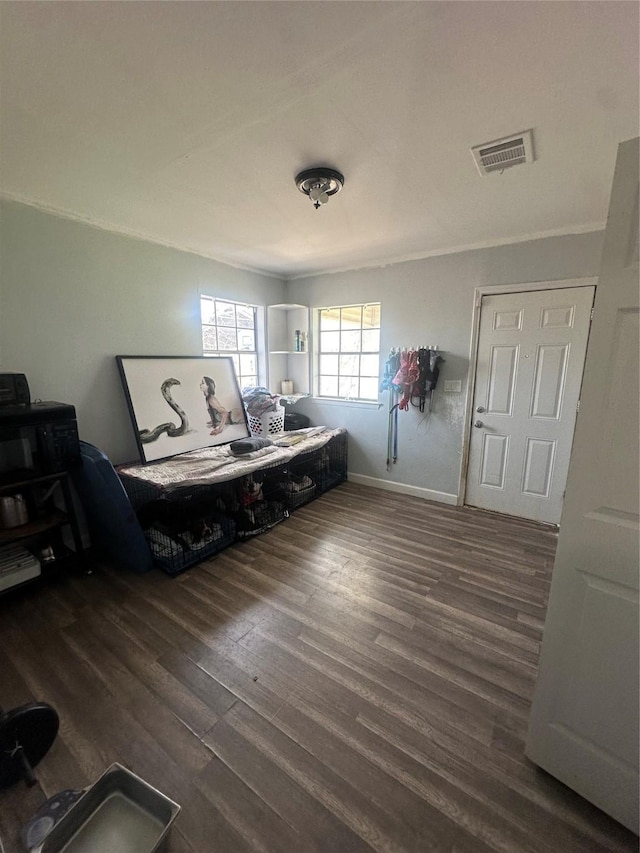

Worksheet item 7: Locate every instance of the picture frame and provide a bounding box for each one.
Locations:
[116,355,250,463]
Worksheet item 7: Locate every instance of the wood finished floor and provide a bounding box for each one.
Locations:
[0,482,637,853]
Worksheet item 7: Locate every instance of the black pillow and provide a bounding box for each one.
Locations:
[229,437,273,456]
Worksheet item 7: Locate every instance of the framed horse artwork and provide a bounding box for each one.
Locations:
[116,355,250,463]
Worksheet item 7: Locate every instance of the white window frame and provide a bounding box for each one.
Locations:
[201,296,266,389]
[315,303,381,402]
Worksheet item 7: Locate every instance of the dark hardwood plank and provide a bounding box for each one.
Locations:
[204,716,377,853]
[0,482,636,853]
[222,700,451,853]
[196,753,306,853]
[239,619,496,745]
[275,689,558,853]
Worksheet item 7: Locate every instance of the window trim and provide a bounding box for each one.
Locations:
[309,396,383,410]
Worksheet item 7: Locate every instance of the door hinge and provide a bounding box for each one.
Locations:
[590,307,594,321]
[576,400,581,413]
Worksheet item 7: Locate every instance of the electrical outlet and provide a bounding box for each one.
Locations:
[444,380,462,393]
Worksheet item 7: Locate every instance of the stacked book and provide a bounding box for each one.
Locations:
[0,543,41,592]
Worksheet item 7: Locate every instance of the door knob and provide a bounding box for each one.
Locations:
[476,406,485,413]
[474,420,484,428]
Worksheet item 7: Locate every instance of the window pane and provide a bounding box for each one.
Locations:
[218,327,237,350]
[359,377,379,400]
[360,354,379,376]
[202,326,217,350]
[320,353,339,374]
[321,330,340,353]
[362,304,380,329]
[341,330,361,352]
[340,306,362,329]
[339,354,360,376]
[202,298,259,387]
[216,301,236,327]
[201,298,216,325]
[319,375,339,397]
[320,309,341,331]
[236,305,254,329]
[362,329,380,351]
[239,353,257,375]
[237,328,255,351]
[339,376,358,398]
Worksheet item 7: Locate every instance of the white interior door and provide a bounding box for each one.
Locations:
[525,137,639,832]
[465,286,594,523]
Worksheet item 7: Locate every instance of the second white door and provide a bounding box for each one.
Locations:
[465,286,594,524]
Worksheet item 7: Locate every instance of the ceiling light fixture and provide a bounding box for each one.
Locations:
[295,167,344,209]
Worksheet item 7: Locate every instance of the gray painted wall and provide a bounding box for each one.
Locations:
[0,200,285,463]
[0,198,604,493]
[287,232,604,498]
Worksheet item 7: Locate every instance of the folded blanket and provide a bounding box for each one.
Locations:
[118,427,344,491]
[229,436,274,456]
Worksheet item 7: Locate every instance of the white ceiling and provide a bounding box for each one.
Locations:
[1,2,638,279]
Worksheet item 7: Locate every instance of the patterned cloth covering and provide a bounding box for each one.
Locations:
[118,427,345,492]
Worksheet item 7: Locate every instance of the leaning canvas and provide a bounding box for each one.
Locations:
[116,356,250,463]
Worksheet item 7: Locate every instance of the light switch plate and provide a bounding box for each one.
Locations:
[444,380,462,393]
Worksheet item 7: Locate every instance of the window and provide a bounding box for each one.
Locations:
[201,296,259,388]
[317,303,381,401]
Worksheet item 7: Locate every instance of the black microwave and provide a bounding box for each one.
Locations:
[0,402,81,479]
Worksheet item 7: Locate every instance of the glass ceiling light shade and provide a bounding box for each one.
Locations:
[295,167,344,209]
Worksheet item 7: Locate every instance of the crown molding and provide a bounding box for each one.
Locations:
[0,192,284,281]
[1,191,604,283]
[285,223,606,280]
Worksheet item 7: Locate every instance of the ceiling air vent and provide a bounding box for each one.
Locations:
[471,130,534,176]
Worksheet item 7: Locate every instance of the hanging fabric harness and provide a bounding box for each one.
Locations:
[381,347,445,468]
[393,348,420,411]
[380,349,401,468]
[411,348,444,412]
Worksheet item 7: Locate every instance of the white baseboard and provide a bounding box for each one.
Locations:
[347,473,458,505]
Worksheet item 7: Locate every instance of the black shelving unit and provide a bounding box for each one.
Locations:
[0,470,85,595]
